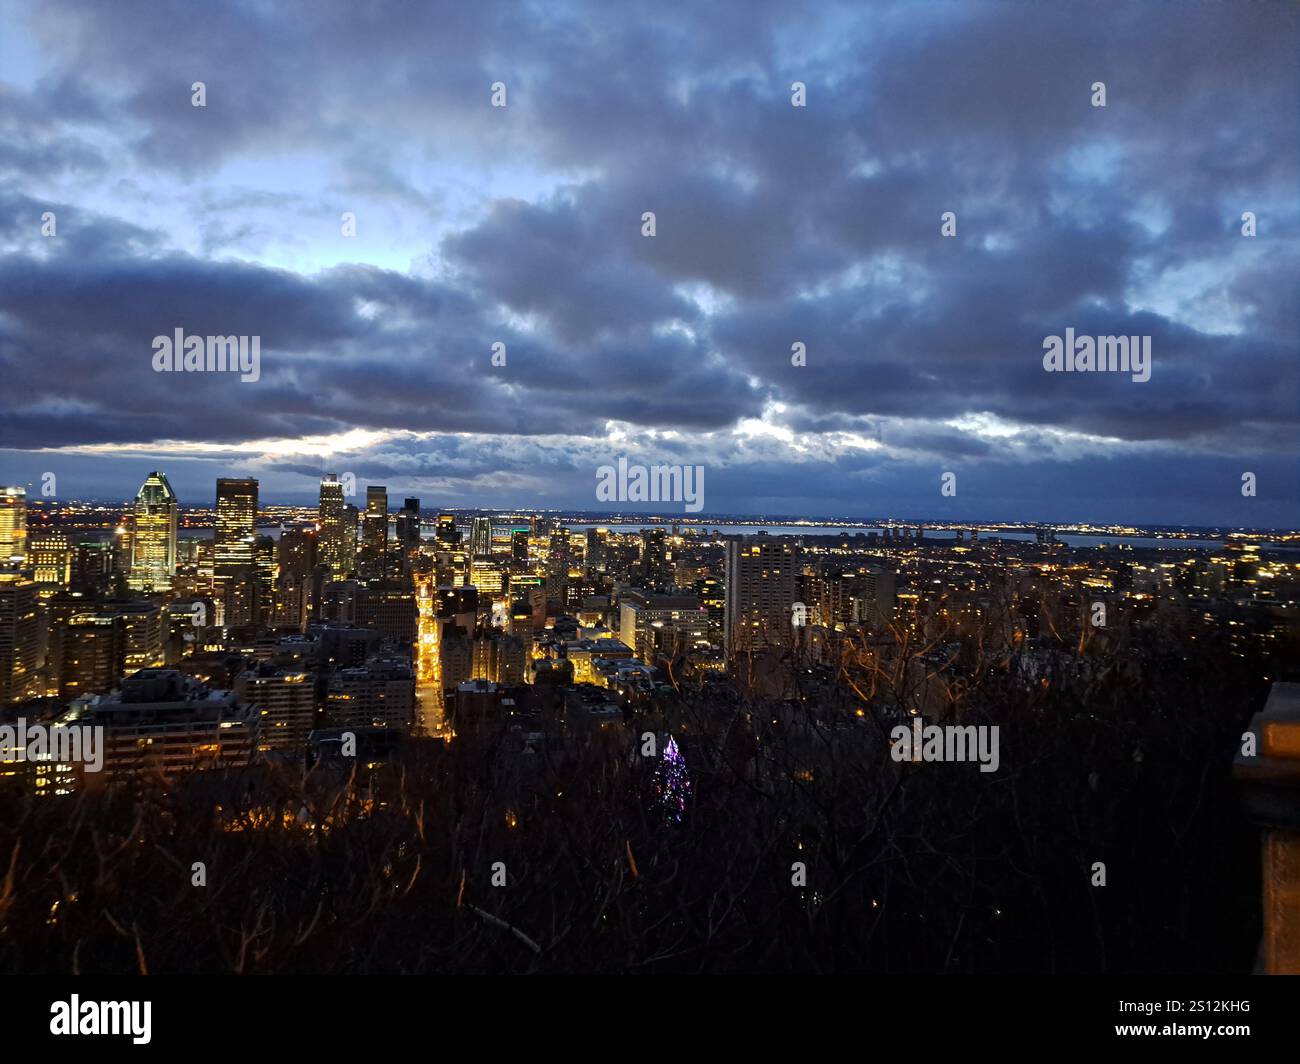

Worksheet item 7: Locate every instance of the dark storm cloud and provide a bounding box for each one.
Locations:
[0,0,1296,523]
[0,210,764,447]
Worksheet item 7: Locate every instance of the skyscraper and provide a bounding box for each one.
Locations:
[127,471,178,592]
[585,527,608,575]
[724,534,800,659]
[436,514,460,546]
[360,485,389,581]
[396,497,421,552]
[0,572,39,704]
[511,528,529,566]
[318,474,352,578]
[29,531,73,590]
[363,485,388,550]
[640,528,669,590]
[0,486,27,567]
[214,477,258,573]
[546,522,572,572]
[470,516,493,557]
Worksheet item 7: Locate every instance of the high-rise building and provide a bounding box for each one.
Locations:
[0,573,39,704]
[318,474,353,578]
[71,670,259,781]
[324,659,416,731]
[29,531,73,590]
[396,498,421,552]
[471,628,527,685]
[273,527,319,630]
[51,611,127,700]
[234,664,315,753]
[433,548,468,588]
[469,558,507,599]
[724,535,800,658]
[214,478,258,573]
[279,527,318,579]
[547,526,570,576]
[361,485,389,580]
[470,516,493,558]
[0,486,27,566]
[71,541,115,597]
[851,564,897,629]
[356,583,419,648]
[511,529,530,566]
[619,590,709,663]
[693,574,724,631]
[640,529,670,590]
[585,527,608,575]
[435,514,460,547]
[128,471,178,592]
[214,501,272,625]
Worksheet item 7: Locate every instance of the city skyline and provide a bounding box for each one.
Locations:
[1,2,1296,526]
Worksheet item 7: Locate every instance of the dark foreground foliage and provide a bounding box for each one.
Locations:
[0,613,1283,974]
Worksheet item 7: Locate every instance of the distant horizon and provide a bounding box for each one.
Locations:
[17,493,1299,537]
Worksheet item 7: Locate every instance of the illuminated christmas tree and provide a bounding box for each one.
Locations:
[653,734,691,823]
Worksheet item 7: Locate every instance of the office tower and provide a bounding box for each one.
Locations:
[318,474,353,578]
[547,526,570,576]
[344,504,359,571]
[436,514,460,546]
[470,516,493,558]
[438,625,472,692]
[278,527,318,579]
[808,564,851,629]
[0,486,27,566]
[322,579,360,625]
[51,611,127,700]
[469,558,507,599]
[510,529,529,566]
[585,527,608,575]
[274,528,319,630]
[234,664,315,752]
[127,471,178,592]
[471,628,526,685]
[47,600,161,678]
[396,498,421,551]
[0,573,39,704]
[852,564,897,628]
[96,602,166,672]
[325,660,416,731]
[640,528,669,590]
[253,534,277,625]
[214,564,260,629]
[29,531,73,590]
[693,574,724,631]
[436,585,479,627]
[508,599,533,642]
[71,541,114,597]
[433,548,468,588]
[724,534,800,658]
[357,583,419,647]
[618,589,708,663]
[213,477,258,572]
[360,485,388,580]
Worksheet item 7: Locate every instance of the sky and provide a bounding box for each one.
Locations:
[0,0,1296,525]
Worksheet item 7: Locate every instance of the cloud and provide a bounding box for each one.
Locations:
[0,0,1295,524]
